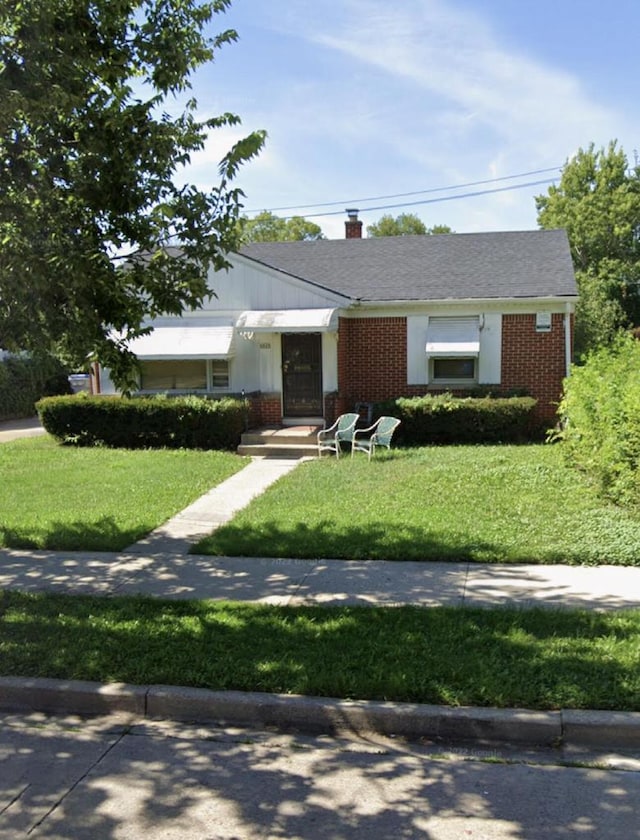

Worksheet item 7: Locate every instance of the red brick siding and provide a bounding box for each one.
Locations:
[337,313,569,424]
[501,313,567,422]
[250,394,281,426]
[338,317,407,403]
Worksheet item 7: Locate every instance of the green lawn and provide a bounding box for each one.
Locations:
[194,445,640,565]
[2,590,639,711]
[0,437,247,551]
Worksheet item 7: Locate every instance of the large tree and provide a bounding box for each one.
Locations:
[0,0,265,388]
[366,213,453,237]
[536,142,640,357]
[239,210,325,242]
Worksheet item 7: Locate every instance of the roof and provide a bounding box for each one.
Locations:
[239,229,577,302]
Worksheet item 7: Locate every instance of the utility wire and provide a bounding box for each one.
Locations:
[291,178,557,219]
[245,166,561,215]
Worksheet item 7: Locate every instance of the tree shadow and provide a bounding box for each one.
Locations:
[2,703,639,838]
[0,517,152,552]
[194,519,541,563]
[2,592,638,711]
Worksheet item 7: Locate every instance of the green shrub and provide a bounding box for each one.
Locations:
[556,334,640,507]
[0,355,70,420]
[375,393,539,444]
[36,395,246,450]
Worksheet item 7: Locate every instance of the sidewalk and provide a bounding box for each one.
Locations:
[2,547,640,610]
[2,421,640,750]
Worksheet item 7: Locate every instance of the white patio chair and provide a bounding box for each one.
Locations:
[317,413,359,458]
[351,416,401,461]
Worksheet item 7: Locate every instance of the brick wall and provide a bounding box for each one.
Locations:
[337,313,569,425]
[338,316,407,403]
[249,393,281,426]
[501,313,568,423]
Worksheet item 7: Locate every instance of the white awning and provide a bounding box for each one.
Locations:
[126,325,235,360]
[236,308,338,334]
[426,317,480,356]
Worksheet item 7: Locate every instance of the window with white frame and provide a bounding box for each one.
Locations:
[139,359,229,391]
[426,317,480,385]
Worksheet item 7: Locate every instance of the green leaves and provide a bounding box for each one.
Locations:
[0,0,265,387]
[238,210,326,243]
[366,213,454,237]
[556,333,640,508]
[536,142,640,356]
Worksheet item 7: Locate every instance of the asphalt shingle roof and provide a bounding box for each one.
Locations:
[239,229,577,302]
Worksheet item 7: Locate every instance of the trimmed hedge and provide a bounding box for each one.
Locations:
[0,356,70,420]
[36,395,247,450]
[375,393,539,444]
[555,334,640,508]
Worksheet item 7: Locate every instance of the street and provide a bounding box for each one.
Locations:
[1,712,639,839]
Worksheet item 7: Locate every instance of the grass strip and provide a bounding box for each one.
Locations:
[0,437,247,551]
[194,445,640,565]
[2,590,640,711]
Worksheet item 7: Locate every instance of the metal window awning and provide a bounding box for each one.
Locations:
[125,325,235,360]
[426,317,480,357]
[236,308,339,334]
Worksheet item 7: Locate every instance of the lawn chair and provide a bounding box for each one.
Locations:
[351,416,401,461]
[317,412,360,458]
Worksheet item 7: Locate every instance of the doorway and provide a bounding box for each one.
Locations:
[281,333,323,417]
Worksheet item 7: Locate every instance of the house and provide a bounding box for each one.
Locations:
[97,212,578,426]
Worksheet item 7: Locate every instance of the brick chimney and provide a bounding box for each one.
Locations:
[345,208,363,239]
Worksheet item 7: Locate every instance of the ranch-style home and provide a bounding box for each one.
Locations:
[97,212,578,426]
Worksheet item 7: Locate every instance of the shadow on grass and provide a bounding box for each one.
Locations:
[0,517,151,552]
[193,520,558,563]
[2,591,639,712]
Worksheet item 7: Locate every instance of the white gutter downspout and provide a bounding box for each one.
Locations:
[564,302,573,377]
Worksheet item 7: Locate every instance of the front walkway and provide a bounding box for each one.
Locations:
[124,457,303,554]
[2,419,640,611]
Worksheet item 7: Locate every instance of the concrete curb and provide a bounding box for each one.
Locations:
[2,676,639,749]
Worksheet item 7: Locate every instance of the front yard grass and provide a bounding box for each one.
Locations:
[0,437,247,551]
[195,445,640,565]
[2,590,639,711]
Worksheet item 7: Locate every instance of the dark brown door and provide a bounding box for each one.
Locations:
[282,333,323,417]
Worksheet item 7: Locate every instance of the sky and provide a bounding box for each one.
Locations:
[177,0,640,240]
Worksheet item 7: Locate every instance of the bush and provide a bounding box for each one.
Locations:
[0,355,71,420]
[36,395,247,450]
[555,334,640,507]
[374,393,539,445]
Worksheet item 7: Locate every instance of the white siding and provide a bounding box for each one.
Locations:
[478,312,502,384]
[322,334,339,392]
[205,258,343,312]
[407,315,429,384]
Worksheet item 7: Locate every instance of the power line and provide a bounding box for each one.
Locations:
[245,166,561,216]
[293,178,557,220]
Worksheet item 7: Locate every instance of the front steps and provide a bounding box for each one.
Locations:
[237,425,322,458]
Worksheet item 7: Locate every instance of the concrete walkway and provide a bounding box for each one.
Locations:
[3,420,640,751]
[2,418,640,608]
[124,457,303,554]
[2,548,640,610]
[0,416,46,442]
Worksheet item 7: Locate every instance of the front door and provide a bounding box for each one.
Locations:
[282,333,323,417]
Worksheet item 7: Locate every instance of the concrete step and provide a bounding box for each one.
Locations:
[238,425,322,459]
[237,443,318,458]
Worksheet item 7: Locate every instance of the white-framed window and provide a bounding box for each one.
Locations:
[139,359,229,391]
[426,317,480,385]
[430,356,478,383]
[211,359,230,389]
